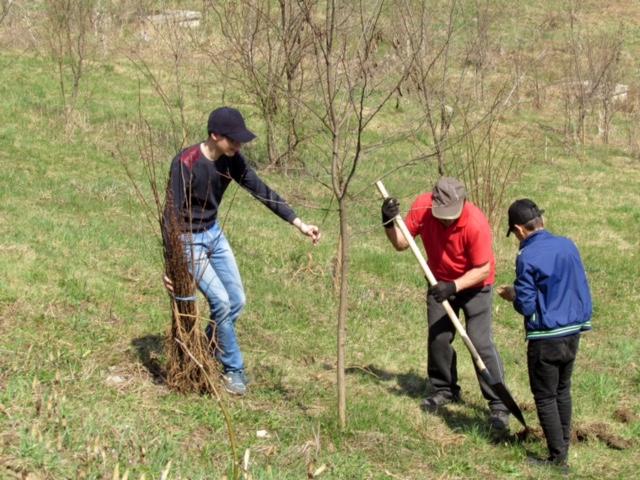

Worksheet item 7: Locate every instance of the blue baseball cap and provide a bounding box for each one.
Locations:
[207,107,256,143]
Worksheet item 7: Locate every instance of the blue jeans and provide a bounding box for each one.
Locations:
[182,222,246,372]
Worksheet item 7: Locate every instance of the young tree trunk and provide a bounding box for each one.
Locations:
[285,75,299,171]
[336,195,349,428]
[265,108,278,167]
[299,0,410,429]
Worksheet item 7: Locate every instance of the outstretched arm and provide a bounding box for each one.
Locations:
[232,156,298,223]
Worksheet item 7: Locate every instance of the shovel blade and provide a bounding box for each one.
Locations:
[490,380,527,428]
[479,368,527,428]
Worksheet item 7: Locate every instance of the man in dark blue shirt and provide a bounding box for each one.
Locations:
[497,199,592,469]
[164,107,320,395]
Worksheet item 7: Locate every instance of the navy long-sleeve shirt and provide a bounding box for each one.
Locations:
[165,143,297,232]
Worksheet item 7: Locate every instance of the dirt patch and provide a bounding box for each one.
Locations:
[0,457,44,480]
[613,406,638,424]
[516,425,544,442]
[573,422,634,450]
[516,421,634,450]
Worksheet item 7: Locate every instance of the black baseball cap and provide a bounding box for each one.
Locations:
[432,177,466,219]
[507,199,544,236]
[207,107,256,143]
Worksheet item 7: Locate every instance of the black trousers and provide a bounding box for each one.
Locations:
[426,286,507,411]
[527,334,580,463]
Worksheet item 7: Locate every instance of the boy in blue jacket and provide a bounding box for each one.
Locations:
[497,199,592,468]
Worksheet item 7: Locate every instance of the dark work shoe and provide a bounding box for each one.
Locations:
[222,370,247,396]
[421,391,461,413]
[489,410,510,431]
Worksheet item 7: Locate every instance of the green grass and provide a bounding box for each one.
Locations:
[2,3,640,478]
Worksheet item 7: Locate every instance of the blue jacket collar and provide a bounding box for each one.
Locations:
[519,229,548,249]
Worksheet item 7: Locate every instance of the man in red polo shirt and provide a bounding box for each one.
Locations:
[381,177,509,431]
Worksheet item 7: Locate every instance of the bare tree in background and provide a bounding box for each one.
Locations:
[42,0,96,126]
[562,2,624,146]
[395,0,521,226]
[593,31,624,145]
[625,91,640,158]
[509,37,549,112]
[299,0,413,428]
[451,103,523,230]
[394,0,461,175]
[128,11,196,151]
[203,0,314,171]
[466,0,494,104]
[0,0,14,25]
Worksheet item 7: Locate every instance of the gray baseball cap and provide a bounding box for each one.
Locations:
[432,177,466,220]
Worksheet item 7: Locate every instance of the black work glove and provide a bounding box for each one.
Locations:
[428,281,457,303]
[381,197,400,228]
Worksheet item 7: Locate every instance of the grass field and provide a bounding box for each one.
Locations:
[1,1,639,479]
